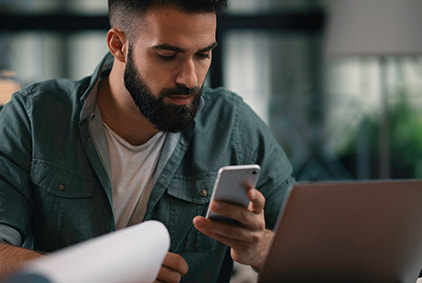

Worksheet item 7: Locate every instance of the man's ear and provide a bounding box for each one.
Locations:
[107,28,128,63]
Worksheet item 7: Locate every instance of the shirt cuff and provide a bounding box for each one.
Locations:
[0,224,22,246]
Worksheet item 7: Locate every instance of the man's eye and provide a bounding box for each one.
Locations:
[157,54,176,61]
[196,53,210,59]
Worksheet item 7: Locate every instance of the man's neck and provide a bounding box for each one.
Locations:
[97,74,159,146]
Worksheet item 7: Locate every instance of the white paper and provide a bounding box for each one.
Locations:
[5,220,170,283]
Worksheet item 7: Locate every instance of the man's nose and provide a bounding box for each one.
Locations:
[176,59,198,89]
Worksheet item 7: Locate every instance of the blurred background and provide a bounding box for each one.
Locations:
[2,0,422,282]
[1,0,422,182]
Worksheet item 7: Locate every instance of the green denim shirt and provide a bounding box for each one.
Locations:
[0,53,294,282]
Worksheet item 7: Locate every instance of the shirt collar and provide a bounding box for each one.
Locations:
[80,53,114,122]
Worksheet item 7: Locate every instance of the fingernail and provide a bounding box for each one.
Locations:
[249,189,256,199]
[193,217,204,228]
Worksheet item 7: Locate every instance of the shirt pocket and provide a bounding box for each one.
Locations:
[29,159,100,250]
[30,159,96,199]
[166,172,218,253]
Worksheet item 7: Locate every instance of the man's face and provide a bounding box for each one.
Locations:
[124,7,217,132]
[124,45,202,132]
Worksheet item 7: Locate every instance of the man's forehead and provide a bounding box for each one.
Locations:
[139,6,216,36]
[136,7,217,50]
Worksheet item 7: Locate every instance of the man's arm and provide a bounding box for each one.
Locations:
[1,245,188,283]
[0,243,43,280]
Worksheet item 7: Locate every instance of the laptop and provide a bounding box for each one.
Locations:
[258,180,422,283]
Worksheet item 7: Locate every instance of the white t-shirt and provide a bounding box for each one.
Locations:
[103,123,167,230]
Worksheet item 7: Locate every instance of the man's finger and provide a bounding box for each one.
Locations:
[248,188,265,213]
[156,252,189,283]
[162,253,189,275]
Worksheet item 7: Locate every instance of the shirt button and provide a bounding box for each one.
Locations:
[59,184,66,191]
[200,189,208,197]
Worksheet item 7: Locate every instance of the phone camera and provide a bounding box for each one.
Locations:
[252,171,257,175]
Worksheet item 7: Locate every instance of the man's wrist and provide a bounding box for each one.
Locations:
[251,229,273,272]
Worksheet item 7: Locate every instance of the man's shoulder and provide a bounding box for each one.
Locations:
[18,77,89,101]
[202,86,242,103]
[193,86,267,140]
[200,86,260,122]
[10,76,91,115]
[200,86,245,115]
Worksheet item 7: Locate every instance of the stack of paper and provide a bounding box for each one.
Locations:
[5,221,170,283]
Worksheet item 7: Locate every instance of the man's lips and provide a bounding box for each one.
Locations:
[165,95,193,105]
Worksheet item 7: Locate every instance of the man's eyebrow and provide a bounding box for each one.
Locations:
[152,44,184,53]
[152,42,218,53]
[198,42,219,53]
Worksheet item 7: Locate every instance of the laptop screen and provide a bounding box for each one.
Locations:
[258,180,422,283]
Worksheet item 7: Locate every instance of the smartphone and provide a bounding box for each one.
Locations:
[205,164,261,223]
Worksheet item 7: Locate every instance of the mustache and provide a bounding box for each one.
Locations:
[160,85,202,98]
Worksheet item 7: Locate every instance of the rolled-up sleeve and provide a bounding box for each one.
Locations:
[0,91,34,244]
[0,224,22,246]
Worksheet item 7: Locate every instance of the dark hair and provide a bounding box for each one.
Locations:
[109,0,228,38]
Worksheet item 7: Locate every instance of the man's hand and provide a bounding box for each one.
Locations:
[154,252,189,283]
[193,188,273,271]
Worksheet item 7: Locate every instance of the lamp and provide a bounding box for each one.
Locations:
[324,0,422,178]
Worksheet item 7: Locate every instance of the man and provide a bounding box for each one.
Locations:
[0,0,294,282]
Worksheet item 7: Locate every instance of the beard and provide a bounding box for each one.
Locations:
[124,46,202,132]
